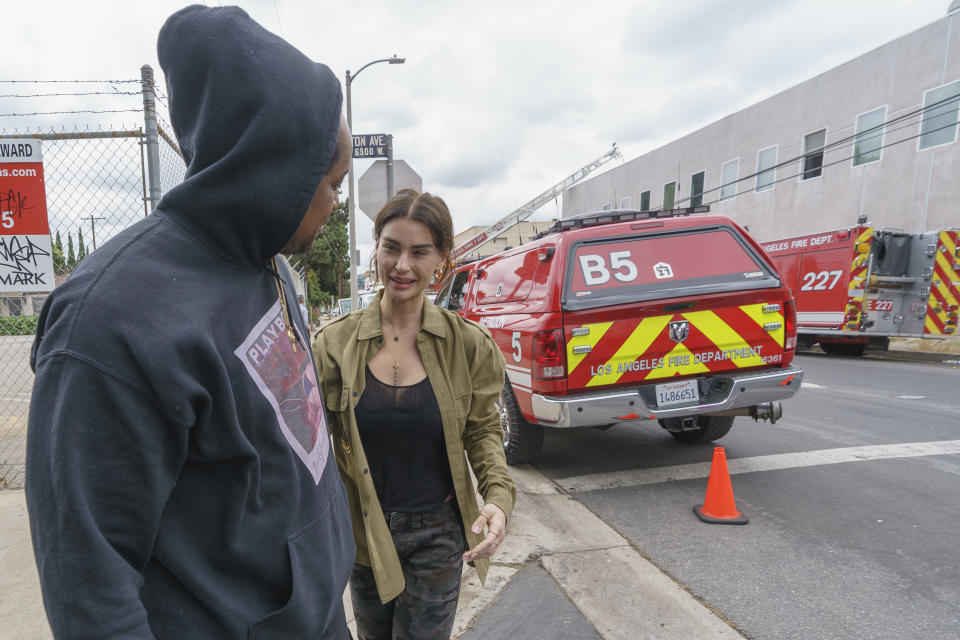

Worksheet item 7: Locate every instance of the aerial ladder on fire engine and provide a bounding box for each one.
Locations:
[451,143,623,261]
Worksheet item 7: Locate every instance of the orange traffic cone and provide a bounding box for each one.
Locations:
[694,446,748,525]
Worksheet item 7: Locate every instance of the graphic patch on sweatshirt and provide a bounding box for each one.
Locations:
[235,300,329,484]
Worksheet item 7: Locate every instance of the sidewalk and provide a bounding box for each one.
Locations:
[450,465,743,639]
[1,465,742,639]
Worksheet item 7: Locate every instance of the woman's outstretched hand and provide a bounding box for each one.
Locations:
[463,503,506,562]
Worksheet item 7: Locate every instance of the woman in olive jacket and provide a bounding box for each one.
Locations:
[313,189,516,639]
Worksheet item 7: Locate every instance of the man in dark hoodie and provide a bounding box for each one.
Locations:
[25,6,355,638]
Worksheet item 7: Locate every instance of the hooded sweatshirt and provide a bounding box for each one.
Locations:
[25,6,354,638]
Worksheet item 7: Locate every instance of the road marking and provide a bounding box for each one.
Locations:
[803,382,824,388]
[897,395,925,399]
[560,440,960,492]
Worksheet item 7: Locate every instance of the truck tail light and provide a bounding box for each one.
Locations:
[784,299,797,352]
[533,329,566,379]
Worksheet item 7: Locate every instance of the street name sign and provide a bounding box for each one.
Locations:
[352,133,389,159]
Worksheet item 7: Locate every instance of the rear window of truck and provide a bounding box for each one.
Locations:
[563,227,779,310]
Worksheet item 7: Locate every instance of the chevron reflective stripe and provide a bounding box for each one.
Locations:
[571,303,784,388]
[642,341,711,381]
[585,316,671,387]
[844,226,872,331]
[679,310,767,369]
[736,303,786,347]
[924,230,960,335]
[567,321,614,375]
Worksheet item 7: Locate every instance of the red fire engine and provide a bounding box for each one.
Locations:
[762,224,959,355]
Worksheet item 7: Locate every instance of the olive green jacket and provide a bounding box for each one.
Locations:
[312,293,516,604]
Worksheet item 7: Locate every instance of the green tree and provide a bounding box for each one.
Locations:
[305,200,351,301]
[305,270,322,309]
[77,228,88,262]
[52,231,66,273]
[67,232,76,270]
[306,270,333,315]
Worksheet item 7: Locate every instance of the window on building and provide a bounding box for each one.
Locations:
[619,196,631,209]
[720,159,738,200]
[802,129,826,180]
[689,171,704,207]
[919,80,960,150]
[853,106,886,165]
[640,190,651,211]
[601,202,613,211]
[663,182,675,209]
[756,145,777,191]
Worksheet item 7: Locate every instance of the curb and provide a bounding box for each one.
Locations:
[451,465,745,639]
[872,350,960,364]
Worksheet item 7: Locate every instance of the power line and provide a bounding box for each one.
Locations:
[0,91,141,98]
[273,0,284,36]
[0,79,139,84]
[0,109,144,117]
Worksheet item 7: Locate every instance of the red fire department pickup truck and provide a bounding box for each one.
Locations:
[434,207,803,464]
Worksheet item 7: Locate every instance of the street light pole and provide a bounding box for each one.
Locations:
[345,54,405,312]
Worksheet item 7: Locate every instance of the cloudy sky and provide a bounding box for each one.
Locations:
[2,0,953,264]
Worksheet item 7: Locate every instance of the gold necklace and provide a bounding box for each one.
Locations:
[271,257,298,352]
[381,324,417,385]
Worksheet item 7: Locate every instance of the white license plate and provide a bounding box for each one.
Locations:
[655,379,699,407]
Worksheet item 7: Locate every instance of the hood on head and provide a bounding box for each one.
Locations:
[156,5,342,265]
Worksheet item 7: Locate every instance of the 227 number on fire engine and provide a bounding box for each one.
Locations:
[800,270,843,291]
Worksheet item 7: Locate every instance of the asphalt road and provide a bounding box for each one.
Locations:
[532,353,960,640]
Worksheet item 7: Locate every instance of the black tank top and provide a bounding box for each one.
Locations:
[354,366,453,512]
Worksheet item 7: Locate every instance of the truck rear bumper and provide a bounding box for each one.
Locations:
[529,365,803,428]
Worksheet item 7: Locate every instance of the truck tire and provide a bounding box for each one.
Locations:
[820,342,865,357]
[660,415,735,444]
[496,383,544,465]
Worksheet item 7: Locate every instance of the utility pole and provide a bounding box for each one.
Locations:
[84,215,105,250]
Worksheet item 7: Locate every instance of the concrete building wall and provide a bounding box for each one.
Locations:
[564,12,960,242]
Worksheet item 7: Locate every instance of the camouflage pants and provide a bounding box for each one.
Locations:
[350,501,466,640]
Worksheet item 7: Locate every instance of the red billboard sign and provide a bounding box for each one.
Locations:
[0,139,54,292]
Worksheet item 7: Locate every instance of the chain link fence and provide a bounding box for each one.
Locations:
[0,68,184,489]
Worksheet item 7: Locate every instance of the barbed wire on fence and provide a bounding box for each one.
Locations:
[0,91,143,98]
[0,68,185,490]
[0,109,146,117]
[0,79,140,84]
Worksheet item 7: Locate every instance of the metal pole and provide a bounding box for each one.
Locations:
[344,56,405,311]
[141,65,162,212]
[86,215,105,250]
[386,134,394,198]
[346,70,359,311]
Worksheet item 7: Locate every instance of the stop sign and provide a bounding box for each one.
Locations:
[357,159,422,221]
